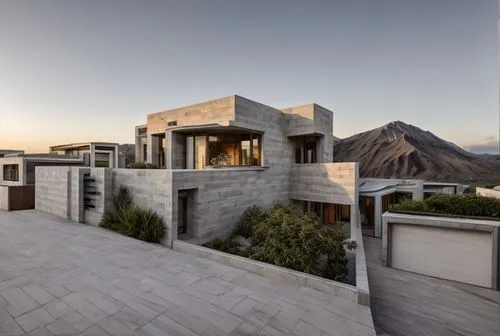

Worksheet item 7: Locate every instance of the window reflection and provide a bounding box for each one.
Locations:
[186,132,261,168]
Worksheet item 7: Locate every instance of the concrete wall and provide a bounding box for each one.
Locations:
[232,96,294,168]
[383,212,500,290]
[35,166,70,218]
[0,186,8,210]
[171,167,290,241]
[476,187,500,199]
[146,96,235,135]
[290,163,359,205]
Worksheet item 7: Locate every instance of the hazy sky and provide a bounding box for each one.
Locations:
[0,0,497,152]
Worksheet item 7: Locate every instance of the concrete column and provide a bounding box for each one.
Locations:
[374,195,382,238]
[90,144,96,168]
[350,204,358,241]
[147,135,159,167]
[413,181,424,200]
[114,146,119,169]
[165,130,172,169]
[134,131,141,163]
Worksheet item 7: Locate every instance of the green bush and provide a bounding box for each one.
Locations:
[320,227,357,281]
[99,186,166,243]
[390,193,500,218]
[204,202,355,282]
[251,202,323,274]
[204,235,241,254]
[126,162,158,169]
[232,205,266,238]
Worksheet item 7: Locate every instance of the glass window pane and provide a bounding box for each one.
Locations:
[252,134,260,166]
[241,140,250,165]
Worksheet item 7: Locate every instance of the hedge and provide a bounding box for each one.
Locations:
[390,193,500,218]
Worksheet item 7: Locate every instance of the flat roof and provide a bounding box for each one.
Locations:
[359,178,398,193]
[49,142,119,151]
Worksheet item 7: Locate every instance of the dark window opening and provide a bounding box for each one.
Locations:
[3,164,19,181]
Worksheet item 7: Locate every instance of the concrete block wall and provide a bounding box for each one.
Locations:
[147,96,235,135]
[35,166,70,218]
[290,162,359,205]
[477,187,500,199]
[232,96,294,169]
[69,167,88,223]
[281,104,315,137]
[172,167,290,241]
[0,186,8,210]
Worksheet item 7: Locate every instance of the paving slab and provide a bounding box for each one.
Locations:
[0,210,374,336]
[365,236,500,336]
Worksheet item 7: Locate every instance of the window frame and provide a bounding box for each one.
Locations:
[3,164,19,182]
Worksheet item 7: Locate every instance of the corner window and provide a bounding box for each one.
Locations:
[3,164,19,181]
[186,132,261,168]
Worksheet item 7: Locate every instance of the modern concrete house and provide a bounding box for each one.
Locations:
[359,178,466,237]
[37,95,359,246]
[49,142,120,168]
[132,95,357,241]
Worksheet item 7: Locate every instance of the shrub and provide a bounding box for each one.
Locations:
[205,202,355,282]
[127,207,166,243]
[99,186,166,243]
[390,193,500,218]
[251,202,323,274]
[320,227,357,281]
[232,205,266,238]
[127,162,158,169]
[204,235,241,254]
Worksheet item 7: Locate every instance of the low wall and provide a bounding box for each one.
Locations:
[383,212,500,290]
[355,210,370,306]
[35,166,70,218]
[476,187,500,199]
[173,240,361,303]
[0,186,8,210]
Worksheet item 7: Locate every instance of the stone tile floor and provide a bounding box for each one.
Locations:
[0,210,375,336]
[364,236,500,336]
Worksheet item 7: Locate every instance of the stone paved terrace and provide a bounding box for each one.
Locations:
[364,236,500,336]
[0,210,375,336]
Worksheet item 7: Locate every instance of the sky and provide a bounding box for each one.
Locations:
[0,0,497,153]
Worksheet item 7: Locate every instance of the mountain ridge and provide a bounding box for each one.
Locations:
[333,121,500,184]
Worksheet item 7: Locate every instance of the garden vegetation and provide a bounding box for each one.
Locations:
[204,203,356,282]
[390,193,500,218]
[100,186,166,243]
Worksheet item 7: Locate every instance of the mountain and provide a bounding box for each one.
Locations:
[119,144,135,166]
[333,121,500,184]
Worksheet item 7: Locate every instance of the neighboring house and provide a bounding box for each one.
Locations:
[0,149,24,157]
[0,142,120,186]
[359,177,466,237]
[49,142,120,168]
[0,154,84,186]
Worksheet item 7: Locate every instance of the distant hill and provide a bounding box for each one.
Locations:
[119,144,135,166]
[333,121,500,184]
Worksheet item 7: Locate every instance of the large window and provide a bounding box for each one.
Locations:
[186,132,261,168]
[3,164,19,181]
